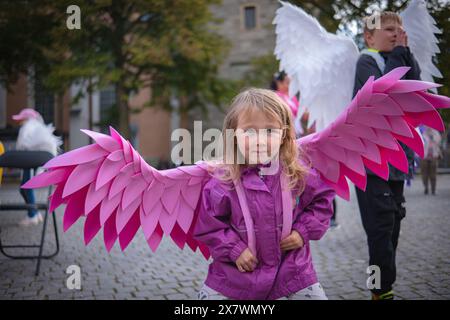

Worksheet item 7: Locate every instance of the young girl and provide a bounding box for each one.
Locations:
[193,88,335,300]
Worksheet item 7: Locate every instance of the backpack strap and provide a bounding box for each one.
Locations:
[280,171,293,240]
[233,170,293,256]
[361,49,385,73]
[234,179,257,255]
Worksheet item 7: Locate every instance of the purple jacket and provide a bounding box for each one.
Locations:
[193,163,335,300]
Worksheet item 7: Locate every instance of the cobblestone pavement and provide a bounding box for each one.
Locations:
[0,174,449,300]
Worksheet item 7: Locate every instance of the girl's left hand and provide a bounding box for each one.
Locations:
[280,230,304,251]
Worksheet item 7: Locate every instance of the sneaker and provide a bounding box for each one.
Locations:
[372,290,394,300]
[19,213,43,227]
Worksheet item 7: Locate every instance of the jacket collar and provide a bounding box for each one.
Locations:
[239,161,282,192]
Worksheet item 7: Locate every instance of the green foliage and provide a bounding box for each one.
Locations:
[0,0,233,137]
[240,54,279,89]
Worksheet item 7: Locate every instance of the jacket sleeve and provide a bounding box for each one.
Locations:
[193,181,248,263]
[384,46,410,74]
[404,48,422,80]
[353,55,382,97]
[291,169,336,244]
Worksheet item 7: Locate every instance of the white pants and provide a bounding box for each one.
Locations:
[197,282,328,300]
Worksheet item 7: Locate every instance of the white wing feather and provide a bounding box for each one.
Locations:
[273,1,360,131]
[400,0,442,92]
[16,119,62,156]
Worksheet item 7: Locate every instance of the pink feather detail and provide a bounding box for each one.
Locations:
[359,139,382,164]
[103,212,118,252]
[121,174,147,209]
[147,223,164,252]
[43,144,108,169]
[140,203,161,240]
[340,164,367,191]
[368,97,405,116]
[116,196,141,233]
[21,128,212,258]
[363,158,389,181]
[118,210,140,251]
[108,163,134,199]
[298,67,449,199]
[142,180,164,215]
[100,190,123,225]
[63,187,88,232]
[85,180,111,215]
[404,110,445,131]
[176,197,196,233]
[109,126,122,144]
[21,167,72,189]
[386,116,414,138]
[388,80,441,93]
[416,91,450,109]
[63,158,103,198]
[80,129,121,152]
[159,204,178,235]
[84,205,101,245]
[372,67,409,92]
[390,92,435,113]
[95,155,126,190]
[170,223,188,250]
[49,183,66,212]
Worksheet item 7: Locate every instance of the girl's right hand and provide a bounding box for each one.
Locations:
[236,248,258,272]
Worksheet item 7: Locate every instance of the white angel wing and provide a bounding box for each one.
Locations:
[400,0,442,92]
[16,119,62,156]
[273,1,360,131]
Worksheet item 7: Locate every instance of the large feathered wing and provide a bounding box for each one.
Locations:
[22,127,211,259]
[297,67,450,200]
[400,0,442,91]
[273,1,360,131]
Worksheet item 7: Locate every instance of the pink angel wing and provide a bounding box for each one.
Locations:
[22,126,212,259]
[297,67,450,200]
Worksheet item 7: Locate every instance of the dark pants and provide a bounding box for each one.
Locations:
[355,175,406,295]
[20,169,38,218]
[420,158,438,194]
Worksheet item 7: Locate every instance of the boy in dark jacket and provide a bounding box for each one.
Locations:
[353,11,421,300]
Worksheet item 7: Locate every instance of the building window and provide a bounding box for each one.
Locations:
[243,5,257,30]
[99,85,117,133]
[34,77,55,124]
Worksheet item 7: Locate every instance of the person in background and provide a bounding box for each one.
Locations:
[420,127,442,195]
[353,11,419,300]
[270,71,310,138]
[12,108,62,226]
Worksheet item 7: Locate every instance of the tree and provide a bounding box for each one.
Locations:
[0,0,233,138]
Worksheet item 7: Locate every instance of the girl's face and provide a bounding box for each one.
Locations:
[235,108,284,165]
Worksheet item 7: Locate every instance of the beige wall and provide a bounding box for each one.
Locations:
[129,86,172,161]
